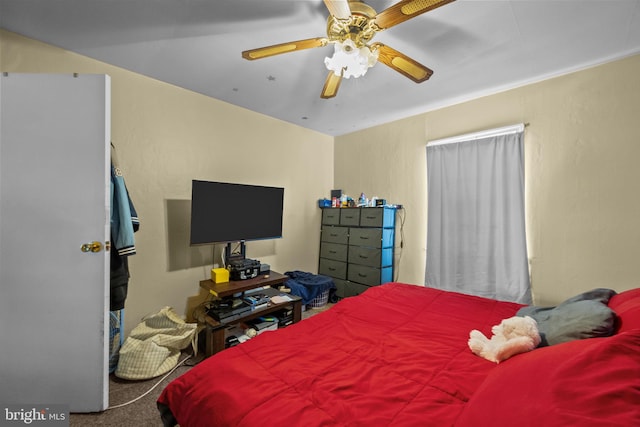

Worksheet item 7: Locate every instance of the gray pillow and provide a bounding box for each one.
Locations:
[516,288,617,346]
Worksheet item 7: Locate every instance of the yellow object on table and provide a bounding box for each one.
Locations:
[211,267,229,284]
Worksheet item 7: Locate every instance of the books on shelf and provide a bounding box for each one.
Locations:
[270,294,293,304]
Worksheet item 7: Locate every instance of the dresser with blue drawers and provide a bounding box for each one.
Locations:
[319,207,396,298]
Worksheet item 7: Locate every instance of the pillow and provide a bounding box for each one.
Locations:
[455,330,640,427]
[608,288,640,333]
[517,288,616,346]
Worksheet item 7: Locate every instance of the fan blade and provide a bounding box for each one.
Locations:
[321,71,343,99]
[375,0,456,29]
[242,37,327,60]
[323,0,352,19]
[372,43,433,83]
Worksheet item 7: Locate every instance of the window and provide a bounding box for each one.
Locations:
[425,124,531,304]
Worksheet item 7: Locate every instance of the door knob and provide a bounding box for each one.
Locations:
[81,241,103,253]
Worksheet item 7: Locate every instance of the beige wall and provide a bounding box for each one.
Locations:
[1,30,334,334]
[336,54,640,305]
[3,29,639,325]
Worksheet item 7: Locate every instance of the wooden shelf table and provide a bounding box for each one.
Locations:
[199,271,302,357]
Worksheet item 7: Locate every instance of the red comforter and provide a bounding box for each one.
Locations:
[158,283,523,426]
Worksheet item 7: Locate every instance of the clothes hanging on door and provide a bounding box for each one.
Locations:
[110,164,139,310]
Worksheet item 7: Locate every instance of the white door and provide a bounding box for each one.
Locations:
[0,73,110,412]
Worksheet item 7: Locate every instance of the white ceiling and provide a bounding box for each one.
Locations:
[2,0,640,136]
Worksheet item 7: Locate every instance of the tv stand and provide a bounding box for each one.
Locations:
[199,271,301,357]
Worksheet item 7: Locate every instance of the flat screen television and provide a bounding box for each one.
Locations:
[190,180,284,246]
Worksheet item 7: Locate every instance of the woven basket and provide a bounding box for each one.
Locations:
[309,289,330,309]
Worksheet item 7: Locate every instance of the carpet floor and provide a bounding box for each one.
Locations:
[70,303,333,426]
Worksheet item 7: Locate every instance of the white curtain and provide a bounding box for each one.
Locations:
[425,125,531,304]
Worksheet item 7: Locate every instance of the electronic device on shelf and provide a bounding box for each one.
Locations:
[207,298,252,322]
[189,180,285,278]
[243,292,271,311]
[228,258,260,281]
[189,180,284,245]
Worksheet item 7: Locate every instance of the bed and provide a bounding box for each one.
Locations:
[157,283,640,426]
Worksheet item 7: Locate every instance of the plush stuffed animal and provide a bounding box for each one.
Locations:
[468,316,541,363]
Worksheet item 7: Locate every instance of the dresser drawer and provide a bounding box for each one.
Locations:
[359,207,396,228]
[348,246,381,267]
[348,264,392,286]
[348,246,394,268]
[349,228,394,248]
[349,227,381,247]
[321,225,348,244]
[339,208,360,226]
[332,278,350,298]
[319,258,347,280]
[334,279,371,298]
[320,242,348,262]
[348,264,381,286]
[321,208,340,225]
[346,281,371,297]
[359,208,384,227]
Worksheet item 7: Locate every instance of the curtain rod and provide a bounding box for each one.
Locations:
[428,123,527,147]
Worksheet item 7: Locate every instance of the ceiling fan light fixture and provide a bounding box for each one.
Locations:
[324,39,378,79]
[242,0,455,98]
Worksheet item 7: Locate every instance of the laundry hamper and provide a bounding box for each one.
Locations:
[285,271,335,307]
[308,289,330,309]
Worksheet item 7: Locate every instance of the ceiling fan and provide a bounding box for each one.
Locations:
[242,0,456,99]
